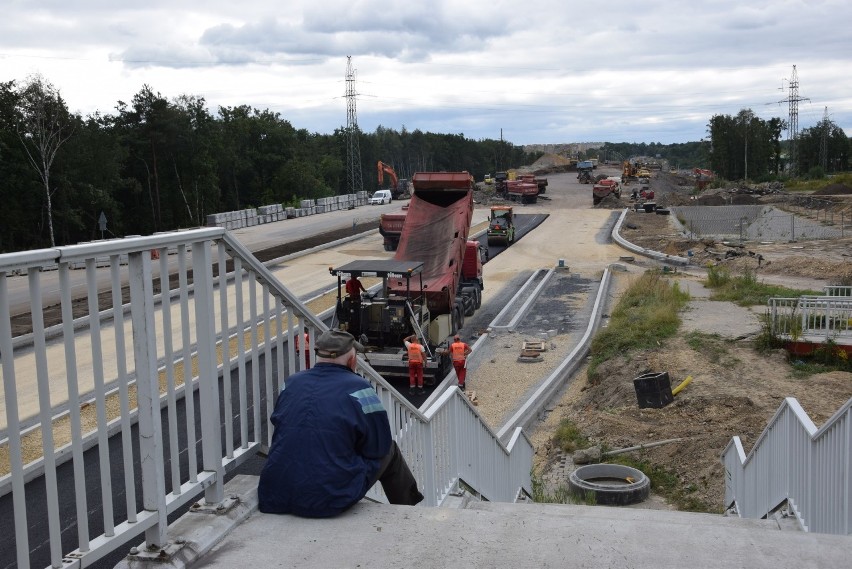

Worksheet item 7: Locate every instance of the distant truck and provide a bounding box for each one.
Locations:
[378,209,407,251]
[487,205,515,245]
[493,171,508,194]
[505,180,539,204]
[519,173,548,195]
[577,161,595,184]
[330,171,484,381]
[592,178,621,205]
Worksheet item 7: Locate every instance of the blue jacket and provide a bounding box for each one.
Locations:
[257,362,392,517]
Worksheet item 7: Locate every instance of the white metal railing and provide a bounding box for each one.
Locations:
[825,285,852,297]
[721,396,852,535]
[767,296,852,343]
[0,228,532,569]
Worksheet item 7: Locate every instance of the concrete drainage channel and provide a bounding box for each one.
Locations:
[568,464,651,506]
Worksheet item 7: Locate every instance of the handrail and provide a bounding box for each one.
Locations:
[0,227,532,568]
[721,396,852,535]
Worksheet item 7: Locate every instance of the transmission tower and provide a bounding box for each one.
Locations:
[777,65,809,175]
[819,106,829,171]
[345,56,364,195]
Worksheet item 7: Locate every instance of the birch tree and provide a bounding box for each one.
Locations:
[16,75,74,247]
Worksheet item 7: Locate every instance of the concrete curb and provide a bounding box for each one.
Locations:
[612,208,690,266]
[495,265,615,442]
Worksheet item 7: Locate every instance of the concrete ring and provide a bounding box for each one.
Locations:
[568,463,650,506]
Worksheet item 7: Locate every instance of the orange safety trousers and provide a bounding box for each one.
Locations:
[407,343,424,388]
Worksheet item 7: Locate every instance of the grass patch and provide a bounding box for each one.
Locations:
[530,472,596,505]
[684,331,732,364]
[552,419,590,453]
[784,172,852,193]
[606,455,717,513]
[704,265,819,306]
[588,270,690,382]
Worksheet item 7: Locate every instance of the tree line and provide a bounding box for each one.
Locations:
[0,76,535,252]
[2,76,849,253]
[707,109,849,181]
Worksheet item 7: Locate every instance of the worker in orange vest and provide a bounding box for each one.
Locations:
[294,331,311,369]
[404,334,426,396]
[449,334,472,391]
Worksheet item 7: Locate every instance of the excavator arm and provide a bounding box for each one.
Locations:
[377,160,399,190]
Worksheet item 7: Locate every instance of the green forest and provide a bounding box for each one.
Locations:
[0,77,536,252]
[1,76,849,253]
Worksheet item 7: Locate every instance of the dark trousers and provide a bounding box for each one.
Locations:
[371,441,424,506]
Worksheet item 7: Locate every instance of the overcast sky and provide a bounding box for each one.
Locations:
[2,0,850,146]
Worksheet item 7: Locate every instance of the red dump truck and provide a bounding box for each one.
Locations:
[519,174,548,195]
[505,180,539,204]
[330,171,485,380]
[378,209,407,251]
[592,178,621,205]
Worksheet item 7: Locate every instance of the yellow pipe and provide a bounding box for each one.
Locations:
[672,375,692,396]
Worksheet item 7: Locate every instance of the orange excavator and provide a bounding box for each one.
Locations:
[377,161,410,199]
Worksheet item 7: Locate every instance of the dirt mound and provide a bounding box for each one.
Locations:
[531,153,573,169]
[695,194,725,206]
[729,194,760,205]
[593,194,624,209]
[813,183,852,195]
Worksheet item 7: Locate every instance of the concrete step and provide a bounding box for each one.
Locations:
[150,476,849,569]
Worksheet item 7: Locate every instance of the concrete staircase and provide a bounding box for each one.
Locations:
[122,475,849,568]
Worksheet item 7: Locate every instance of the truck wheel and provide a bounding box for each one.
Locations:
[474,287,482,309]
[461,292,475,316]
[452,304,464,333]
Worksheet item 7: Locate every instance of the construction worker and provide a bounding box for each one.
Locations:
[345,276,367,303]
[345,276,367,334]
[449,334,472,390]
[404,334,426,396]
[294,330,311,369]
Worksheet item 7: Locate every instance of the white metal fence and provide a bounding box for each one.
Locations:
[721,396,852,535]
[767,295,852,344]
[0,228,532,569]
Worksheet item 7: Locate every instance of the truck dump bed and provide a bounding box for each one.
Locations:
[392,172,474,314]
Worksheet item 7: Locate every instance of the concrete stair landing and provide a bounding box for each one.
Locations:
[170,476,849,569]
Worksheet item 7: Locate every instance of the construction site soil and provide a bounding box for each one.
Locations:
[521,166,852,513]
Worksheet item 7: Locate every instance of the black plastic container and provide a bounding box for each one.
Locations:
[633,371,673,409]
[643,202,657,213]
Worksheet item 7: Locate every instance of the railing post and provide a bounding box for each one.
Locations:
[128,250,169,549]
[422,417,437,507]
[193,241,226,504]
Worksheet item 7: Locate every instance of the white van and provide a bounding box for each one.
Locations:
[369,189,392,205]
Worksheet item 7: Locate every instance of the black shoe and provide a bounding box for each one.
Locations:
[417,387,425,395]
[459,383,465,391]
[409,387,416,395]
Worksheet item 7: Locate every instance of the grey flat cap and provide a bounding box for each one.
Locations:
[314,329,366,358]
